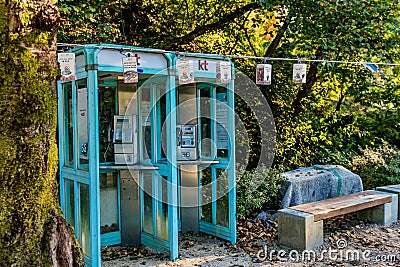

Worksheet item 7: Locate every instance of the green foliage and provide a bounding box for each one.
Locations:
[57,0,400,215]
[58,0,122,43]
[350,141,400,190]
[258,0,400,173]
[57,0,262,48]
[236,166,286,218]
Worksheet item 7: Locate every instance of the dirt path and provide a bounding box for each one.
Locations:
[102,215,400,267]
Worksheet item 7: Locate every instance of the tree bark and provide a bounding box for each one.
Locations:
[263,19,289,57]
[336,87,345,112]
[0,1,83,266]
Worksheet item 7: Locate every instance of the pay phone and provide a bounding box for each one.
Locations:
[113,115,138,164]
[177,124,197,160]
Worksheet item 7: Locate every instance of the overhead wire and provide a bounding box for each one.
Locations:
[56,43,400,67]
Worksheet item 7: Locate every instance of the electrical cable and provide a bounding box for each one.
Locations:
[56,42,400,67]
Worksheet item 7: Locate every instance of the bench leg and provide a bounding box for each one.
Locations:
[278,209,323,250]
[376,187,400,220]
[357,192,398,225]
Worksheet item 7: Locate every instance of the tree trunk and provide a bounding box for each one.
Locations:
[0,1,83,266]
[263,19,289,57]
[335,87,345,112]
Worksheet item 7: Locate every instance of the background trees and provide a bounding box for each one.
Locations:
[57,0,400,213]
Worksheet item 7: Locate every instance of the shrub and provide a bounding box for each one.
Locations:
[350,141,400,189]
[236,165,286,218]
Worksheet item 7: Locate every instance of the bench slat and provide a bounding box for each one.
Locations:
[289,191,392,221]
[386,184,400,190]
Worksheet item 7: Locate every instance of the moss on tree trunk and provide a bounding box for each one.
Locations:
[0,1,83,266]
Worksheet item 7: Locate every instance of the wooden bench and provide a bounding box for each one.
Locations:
[278,190,398,250]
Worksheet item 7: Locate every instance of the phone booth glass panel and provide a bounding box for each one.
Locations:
[63,82,74,167]
[79,183,91,257]
[199,87,212,158]
[200,167,212,222]
[100,172,119,234]
[142,172,153,234]
[77,79,89,170]
[157,175,169,240]
[98,84,117,163]
[64,179,75,228]
[140,86,152,161]
[216,168,229,227]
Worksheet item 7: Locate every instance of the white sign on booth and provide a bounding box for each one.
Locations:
[97,50,167,70]
[57,53,76,81]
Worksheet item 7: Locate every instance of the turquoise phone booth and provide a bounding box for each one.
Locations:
[57,44,236,266]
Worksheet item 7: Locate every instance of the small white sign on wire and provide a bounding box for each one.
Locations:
[293,63,307,83]
[256,64,272,85]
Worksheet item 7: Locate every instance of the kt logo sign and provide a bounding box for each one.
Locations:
[198,60,208,71]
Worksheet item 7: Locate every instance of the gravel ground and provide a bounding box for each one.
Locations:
[102,215,400,267]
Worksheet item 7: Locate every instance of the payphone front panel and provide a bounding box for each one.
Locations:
[177,124,197,160]
[113,115,138,164]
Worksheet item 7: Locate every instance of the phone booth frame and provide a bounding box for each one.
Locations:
[57,44,236,267]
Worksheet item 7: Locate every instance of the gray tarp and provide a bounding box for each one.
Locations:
[280,165,363,208]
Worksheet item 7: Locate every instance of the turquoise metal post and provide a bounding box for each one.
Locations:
[57,81,65,212]
[86,47,101,266]
[227,61,236,244]
[165,53,179,260]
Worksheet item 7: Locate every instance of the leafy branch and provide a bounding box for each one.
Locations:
[162,2,261,50]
